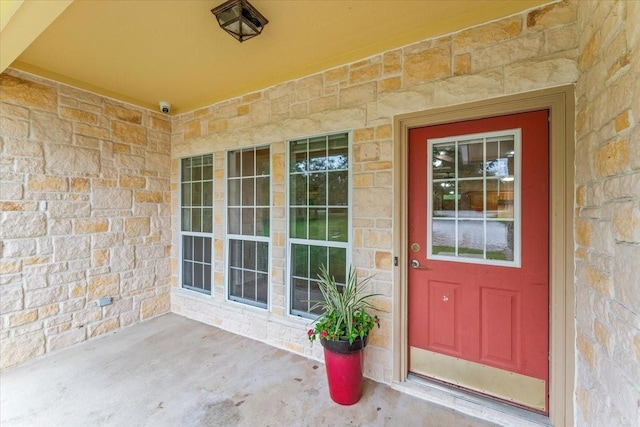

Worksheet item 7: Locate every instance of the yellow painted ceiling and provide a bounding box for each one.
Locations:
[3,0,551,114]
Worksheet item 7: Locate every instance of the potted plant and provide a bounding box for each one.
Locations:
[307,265,381,405]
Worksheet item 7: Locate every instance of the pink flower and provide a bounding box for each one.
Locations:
[321,330,328,338]
[307,329,314,337]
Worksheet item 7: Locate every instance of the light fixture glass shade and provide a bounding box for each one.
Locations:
[211,0,268,42]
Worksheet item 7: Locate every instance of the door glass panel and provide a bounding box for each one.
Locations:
[428,129,520,266]
[457,220,484,259]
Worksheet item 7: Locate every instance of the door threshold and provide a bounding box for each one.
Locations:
[391,374,551,427]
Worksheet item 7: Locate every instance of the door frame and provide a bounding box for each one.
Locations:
[392,86,575,426]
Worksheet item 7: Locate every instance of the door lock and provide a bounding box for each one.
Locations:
[411,259,430,270]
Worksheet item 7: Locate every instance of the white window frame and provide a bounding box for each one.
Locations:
[427,129,522,268]
[224,145,272,310]
[179,153,215,295]
[285,131,353,319]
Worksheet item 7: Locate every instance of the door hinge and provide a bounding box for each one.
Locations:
[394,256,399,266]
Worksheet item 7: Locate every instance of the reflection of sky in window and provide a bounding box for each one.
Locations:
[485,158,509,177]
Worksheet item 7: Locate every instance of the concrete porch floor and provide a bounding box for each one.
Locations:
[1,314,499,426]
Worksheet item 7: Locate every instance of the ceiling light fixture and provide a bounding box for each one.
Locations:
[211,0,268,42]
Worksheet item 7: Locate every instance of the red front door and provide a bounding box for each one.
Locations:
[408,110,549,413]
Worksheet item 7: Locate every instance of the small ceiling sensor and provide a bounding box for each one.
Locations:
[159,101,171,114]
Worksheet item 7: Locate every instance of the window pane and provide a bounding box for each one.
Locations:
[256,273,268,303]
[243,270,257,300]
[458,140,483,178]
[432,219,455,256]
[182,183,191,206]
[327,208,348,242]
[194,237,204,262]
[203,155,213,180]
[290,208,307,239]
[257,241,269,272]
[292,278,310,312]
[291,244,309,278]
[191,209,202,232]
[459,180,483,218]
[458,220,484,259]
[183,261,192,286]
[204,265,211,292]
[290,140,308,173]
[433,181,456,218]
[242,178,255,206]
[183,236,193,260]
[181,208,191,231]
[203,181,213,206]
[328,247,347,284]
[496,180,515,219]
[181,158,191,181]
[290,174,307,206]
[228,208,241,234]
[256,177,270,206]
[308,137,327,171]
[230,267,242,297]
[194,263,203,288]
[255,208,270,237]
[228,179,241,206]
[327,171,348,205]
[487,221,514,261]
[308,173,326,206]
[202,208,213,233]
[256,148,270,175]
[228,151,241,178]
[432,143,455,178]
[242,149,255,177]
[308,208,327,241]
[309,245,327,279]
[192,182,202,206]
[327,135,348,170]
[229,239,242,267]
[242,208,255,235]
[243,240,256,270]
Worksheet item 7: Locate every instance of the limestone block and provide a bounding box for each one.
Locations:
[403,45,451,86]
[103,298,133,317]
[350,64,382,85]
[473,33,544,72]
[9,309,38,327]
[74,123,109,140]
[111,245,135,272]
[27,175,68,192]
[44,144,100,175]
[150,116,171,133]
[575,217,593,246]
[504,56,578,92]
[612,201,640,243]
[596,138,629,177]
[576,328,597,368]
[353,187,392,218]
[88,274,120,299]
[140,293,170,319]
[88,317,120,338]
[324,66,348,85]
[60,106,98,124]
[25,285,66,309]
[47,328,86,352]
[454,16,522,52]
[0,74,57,112]
[0,181,23,199]
[546,24,578,54]
[374,251,392,270]
[125,217,150,237]
[527,0,576,30]
[38,303,60,320]
[145,152,171,174]
[134,190,163,203]
[184,120,201,139]
[111,121,147,145]
[0,211,46,238]
[338,82,377,108]
[54,235,90,261]
[0,331,45,369]
[74,218,109,234]
[383,50,402,75]
[93,187,132,209]
[105,103,142,124]
[0,286,23,314]
[296,74,323,102]
[585,266,612,297]
[434,69,503,106]
[374,88,431,119]
[0,116,29,138]
[31,112,72,144]
[0,102,29,119]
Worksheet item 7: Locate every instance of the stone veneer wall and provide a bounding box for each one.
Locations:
[574,1,640,426]
[170,1,579,384]
[0,71,172,369]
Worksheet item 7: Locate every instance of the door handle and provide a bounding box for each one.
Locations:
[411,259,430,270]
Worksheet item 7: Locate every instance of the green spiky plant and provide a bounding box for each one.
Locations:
[307,265,381,345]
